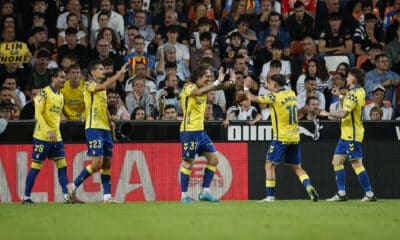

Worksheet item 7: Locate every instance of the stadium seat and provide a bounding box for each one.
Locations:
[356,55,369,68]
[324,55,350,73]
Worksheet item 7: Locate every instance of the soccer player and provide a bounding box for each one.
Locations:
[244,74,319,202]
[179,66,234,203]
[22,68,72,204]
[320,68,377,202]
[61,63,85,121]
[68,61,128,203]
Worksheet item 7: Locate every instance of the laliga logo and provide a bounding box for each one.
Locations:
[178,151,232,199]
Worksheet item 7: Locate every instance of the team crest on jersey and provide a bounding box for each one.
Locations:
[196,98,205,105]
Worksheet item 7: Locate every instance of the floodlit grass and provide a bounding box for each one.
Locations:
[0,200,399,240]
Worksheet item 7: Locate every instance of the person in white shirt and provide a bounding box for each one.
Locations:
[363,85,393,120]
[91,0,125,40]
[297,76,326,109]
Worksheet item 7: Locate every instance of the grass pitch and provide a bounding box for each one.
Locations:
[0,200,398,240]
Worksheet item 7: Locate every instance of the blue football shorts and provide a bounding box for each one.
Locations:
[334,139,363,160]
[32,138,66,161]
[266,140,301,165]
[85,128,113,157]
[180,130,216,160]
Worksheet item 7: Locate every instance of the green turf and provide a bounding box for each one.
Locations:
[0,200,399,240]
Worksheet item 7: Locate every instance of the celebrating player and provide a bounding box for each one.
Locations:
[244,74,319,202]
[22,69,71,204]
[179,65,234,203]
[320,68,377,202]
[68,61,128,203]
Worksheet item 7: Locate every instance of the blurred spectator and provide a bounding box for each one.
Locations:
[56,0,88,33]
[155,45,190,84]
[281,0,316,19]
[0,87,20,119]
[133,10,155,43]
[156,72,182,115]
[190,17,218,52]
[0,102,13,120]
[385,24,400,75]
[58,27,90,70]
[297,96,329,120]
[365,53,400,107]
[363,85,393,120]
[318,13,355,67]
[158,24,190,64]
[368,106,383,120]
[250,0,273,34]
[90,38,122,70]
[219,0,246,36]
[154,9,190,46]
[258,12,290,57]
[152,0,188,31]
[29,11,56,45]
[125,75,154,117]
[31,49,51,89]
[161,104,179,120]
[57,13,88,47]
[296,58,331,95]
[130,106,147,120]
[260,41,291,84]
[188,3,218,34]
[227,15,258,54]
[1,76,25,108]
[205,91,225,120]
[124,0,153,28]
[297,76,326,109]
[124,35,155,77]
[253,34,274,77]
[0,63,32,93]
[361,43,383,72]
[89,11,110,47]
[285,1,314,41]
[107,88,130,120]
[91,0,125,40]
[19,88,40,120]
[353,13,384,57]
[223,91,261,127]
[385,9,400,44]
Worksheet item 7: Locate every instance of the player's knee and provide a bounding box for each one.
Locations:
[31,161,43,170]
[54,158,67,168]
[182,159,194,169]
[207,156,218,166]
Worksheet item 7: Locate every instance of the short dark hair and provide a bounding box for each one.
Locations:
[270,59,282,69]
[67,63,81,72]
[88,60,103,74]
[348,67,365,86]
[50,68,64,78]
[306,96,319,105]
[271,40,284,50]
[199,31,211,41]
[305,76,317,83]
[65,27,78,35]
[294,1,305,8]
[269,74,287,87]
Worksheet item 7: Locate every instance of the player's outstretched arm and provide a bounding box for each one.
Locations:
[94,63,128,91]
[244,76,260,103]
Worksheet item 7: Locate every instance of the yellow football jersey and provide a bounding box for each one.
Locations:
[258,89,300,143]
[33,85,63,141]
[180,83,207,132]
[84,80,110,131]
[341,86,365,142]
[61,79,85,121]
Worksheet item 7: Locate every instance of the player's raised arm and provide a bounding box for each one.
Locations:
[93,62,128,91]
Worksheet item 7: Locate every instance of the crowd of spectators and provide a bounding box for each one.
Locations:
[1,0,400,124]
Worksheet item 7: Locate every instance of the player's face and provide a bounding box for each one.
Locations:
[69,69,81,82]
[197,69,213,87]
[54,71,66,89]
[92,64,105,81]
[346,73,356,87]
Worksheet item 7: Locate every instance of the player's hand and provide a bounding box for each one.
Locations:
[119,62,128,76]
[47,131,57,143]
[318,110,330,118]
